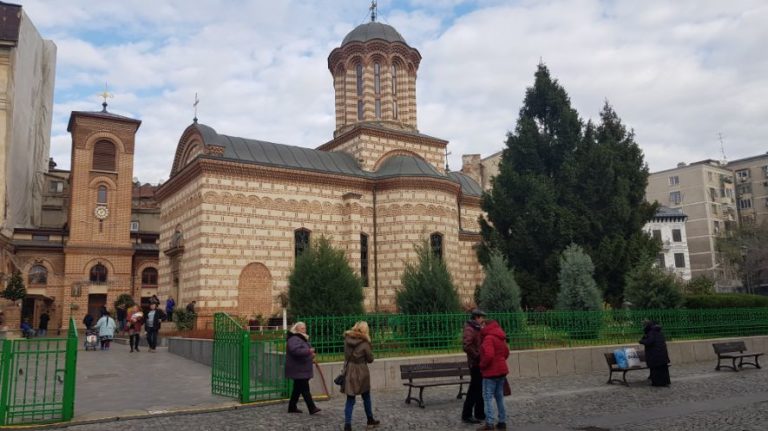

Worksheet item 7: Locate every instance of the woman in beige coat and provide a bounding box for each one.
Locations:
[342,321,380,430]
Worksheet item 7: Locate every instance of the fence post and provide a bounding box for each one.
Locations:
[239,328,250,403]
[62,318,78,421]
[0,339,13,425]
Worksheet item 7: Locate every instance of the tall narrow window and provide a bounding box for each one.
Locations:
[374,63,381,119]
[391,64,398,119]
[90,264,108,284]
[92,140,116,171]
[360,233,369,287]
[356,63,364,120]
[97,185,108,204]
[295,228,311,257]
[142,268,158,287]
[430,232,443,260]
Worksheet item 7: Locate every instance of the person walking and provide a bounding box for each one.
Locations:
[38,310,50,337]
[145,303,166,352]
[186,300,197,314]
[285,322,321,415]
[477,320,510,431]
[116,304,127,335]
[462,309,486,424]
[165,296,175,322]
[342,321,380,431]
[82,314,94,330]
[128,306,144,353]
[639,320,671,387]
[94,311,117,350]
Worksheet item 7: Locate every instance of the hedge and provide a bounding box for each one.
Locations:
[684,294,768,309]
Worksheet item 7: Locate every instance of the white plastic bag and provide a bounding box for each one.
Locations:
[625,347,641,368]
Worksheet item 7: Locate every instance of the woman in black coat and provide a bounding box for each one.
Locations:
[639,320,671,387]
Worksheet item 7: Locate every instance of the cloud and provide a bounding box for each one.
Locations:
[18,0,768,183]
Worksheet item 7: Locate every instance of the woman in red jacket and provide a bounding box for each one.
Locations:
[478,320,509,430]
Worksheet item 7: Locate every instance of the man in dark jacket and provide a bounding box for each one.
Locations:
[640,320,671,387]
[144,303,166,352]
[38,311,50,337]
[461,309,486,424]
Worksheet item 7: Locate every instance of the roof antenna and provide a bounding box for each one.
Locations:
[193,92,199,123]
[370,0,377,22]
[718,132,727,164]
[98,82,113,112]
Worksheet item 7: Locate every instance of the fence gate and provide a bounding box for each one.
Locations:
[0,318,77,425]
[212,313,290,403]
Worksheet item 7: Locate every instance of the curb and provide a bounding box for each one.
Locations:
[0,395,331,430]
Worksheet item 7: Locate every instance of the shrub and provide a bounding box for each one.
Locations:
[624,260,683,309]
[173,308,197,331]
[685,275,715,295]
[397,239,461,314]
[114,293,136,309]
[288,235,364,317]
[684,293,768,309]
[1,272,26,302]
[476,252,522,312]
[556,244,602,311]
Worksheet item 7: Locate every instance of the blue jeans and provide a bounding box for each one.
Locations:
[344,391,373,425]
[482,377,506,426]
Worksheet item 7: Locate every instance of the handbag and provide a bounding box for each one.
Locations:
[334,360,349,387]
[503,378,511,397]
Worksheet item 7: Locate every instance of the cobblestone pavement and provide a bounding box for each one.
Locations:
[53,360,766,431]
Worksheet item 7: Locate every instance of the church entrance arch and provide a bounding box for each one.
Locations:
[237,263,273,319]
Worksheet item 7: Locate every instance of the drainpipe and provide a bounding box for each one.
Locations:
[373,185,379,312]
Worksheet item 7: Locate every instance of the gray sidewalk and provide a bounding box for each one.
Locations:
[55,358,767,430]
[74,344,233,421]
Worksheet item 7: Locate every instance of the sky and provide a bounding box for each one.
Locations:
[16,0,768,184]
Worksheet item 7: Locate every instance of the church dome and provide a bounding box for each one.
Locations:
[341,22,407,45]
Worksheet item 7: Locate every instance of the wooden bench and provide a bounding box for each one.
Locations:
[400,362,469,408]
[604,350,648,386]
[713,341,764,372]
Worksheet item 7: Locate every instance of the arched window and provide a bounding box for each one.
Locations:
[28,265,48,285]
[430,232,443,260]
[374,62,381,119]
[90,264,108,284]
[391,64,398,119]
[360,233,369,287]
[356,63,364,120]
[92,140,116,171]
[97,185,108,204]
[295,228,311,257]
[141,268,158,286]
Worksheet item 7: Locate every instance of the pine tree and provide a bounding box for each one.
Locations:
[2,271,26,302]
[624,260,683,309]
[476,252,521,313]
[397,239,461,314]
[556,244,602,311]
[288,236,364,317]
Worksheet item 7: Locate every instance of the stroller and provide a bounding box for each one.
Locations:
[84,328,99,351]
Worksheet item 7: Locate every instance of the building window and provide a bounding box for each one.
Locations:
[97,185,108,205]
[92,140,116,171]
[295,228,311,257]
[49,180,64,193]
[656,253,666,268]
[668,175,679,186]
[736,169,750,182]
[90,264,108,284]
[711,204,718,215]
[669,191,682,205]
[356,63,364,120]
[130,221,140,232]
[672,229,682,242]
[713,220,720,235]
[430,232,443,260]
[707,171,713,181]
[141,268,158,286]
[28,265,48,285]
[709,187,717,201]
[762,165,768,178]
[391,64,398,119]
[374,62,381,119]
[651,230,662,242]
[737,183,752,195]
[674,253,685,268]
[738,198,753,210]
[360,233,369,287]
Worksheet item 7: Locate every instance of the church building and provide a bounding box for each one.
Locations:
[156,19,485,326]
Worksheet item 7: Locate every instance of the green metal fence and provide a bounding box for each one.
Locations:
[300,308,768,362]
[0,318,77,426]
[212,313,291,403]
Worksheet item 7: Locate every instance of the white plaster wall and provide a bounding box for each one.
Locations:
[644,219,692,281]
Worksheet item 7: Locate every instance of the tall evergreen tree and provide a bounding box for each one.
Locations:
[2,271,26,302]
[556,244,602,311]
[397,239,461,314]
[476,251,522,313]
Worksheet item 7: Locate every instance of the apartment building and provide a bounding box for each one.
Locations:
[646,160,738,288]
[727,153,768,226]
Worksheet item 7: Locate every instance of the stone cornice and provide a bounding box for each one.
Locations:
[317,124,448,152]
[459,231,482,241]
[328,40,421,71]
[460,195,482,207]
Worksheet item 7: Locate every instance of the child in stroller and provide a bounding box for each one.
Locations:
[84,328,99,351]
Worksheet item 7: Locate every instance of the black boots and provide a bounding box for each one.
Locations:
[367,417,380,426]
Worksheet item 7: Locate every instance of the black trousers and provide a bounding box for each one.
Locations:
[289,378,316,411]
[462,366,485,420]
[129,334,140,350]
[146,328,158,349]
